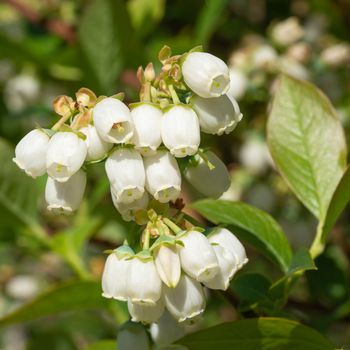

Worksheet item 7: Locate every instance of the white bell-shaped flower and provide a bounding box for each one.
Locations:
[164,274,205,323]
[131,103,162,156]
[150,311,185,346]
[93,97,134,143]
[128,296,165,324]
[117,322,150,350]
[45,169,86,214]
[46,131,87,182]
[80,124,112,161]
[111,190,149,222]
[191,94,242,135]
[203,245,237,290]
[127,257,162,306]
[105,148,145,204]
[154,244,181,288]
[143,151,181,203]
[178,230,219,283]
[161,105,200,158]
[182,52,230,98]
[184,151,231,198]
[13,129,50,178]
[101,248,133,301]
[208,227,248,268]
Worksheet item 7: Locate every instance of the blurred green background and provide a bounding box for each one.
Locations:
[0,0,350,349]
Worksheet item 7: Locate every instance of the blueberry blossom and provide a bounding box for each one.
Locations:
[161,105,200,158]
[13,129,50,178]
[45,169,86,214]
[46,131,87,182]
[130,102,162,156]
[177,230,219,283]
[143,151,181,203]
[80,124,112,161]
[93,97,134,143]
[191,94,242,135]
[127,296,165,324]
[105,148,145,204]
[182,52,230,98]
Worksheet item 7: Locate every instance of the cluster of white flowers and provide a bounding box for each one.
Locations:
[103,227,247,326]
[13,46,247,346]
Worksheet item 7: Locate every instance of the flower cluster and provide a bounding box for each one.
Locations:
[103,227,247,325]
[13,46,247,333]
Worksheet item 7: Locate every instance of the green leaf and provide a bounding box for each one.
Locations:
[269,248,317,309]
[319,166,350,242]
[232,274,274,313]
[194,0,230,45]
[192,199,292,272]
[267,74,347,220]
[177,318,334,350]
[0,138,47,243]
[78,0,140,94]
[87,340,116,350]
[0,280,111,328]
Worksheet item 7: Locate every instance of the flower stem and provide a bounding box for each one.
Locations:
[163,217,182,234]
[52,112,73,131]
[168,84,180,104]
[142,228,151,250]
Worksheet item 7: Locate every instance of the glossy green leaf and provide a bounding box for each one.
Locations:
[177,318,334,350]
[319,166,350,242]
[87,340,116,350]
[267,74,347,220]
[78,0,139,94]
[0,280,110,327]
[192,199,292,272]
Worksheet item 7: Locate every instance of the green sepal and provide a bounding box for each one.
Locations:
[111,92,125,101]
[149,235,184,252]
[129,101,162,110]
[189,45,203,53]
[114,245,135,259]
[56,124,87,141]
[176,226,205,239]
[38,127,56,138]
[134,249,153,262]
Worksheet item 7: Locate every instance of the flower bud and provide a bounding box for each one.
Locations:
[178,230,219,283]
[161,105,200,157]
[208,227,248,268]
[117,322,150,350]
[111,190,149,221]
[203,245,237,290]
[80,124,112,161]
[127,257,162,306]
[13,129,50,178]
[45,169,86,214]
[128,296,165,324]
[92,97,134,143]
[164,274,205,323]
[184,151,230,198]
[191,94,242,135]
[154,244,181,288]
[143,151,181,203]
[150,311,185,346]
[105,148,145,204]
[131,103,162,156]
[102,247,134,301]
[182,52,230,98]
[46,132,87,182]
